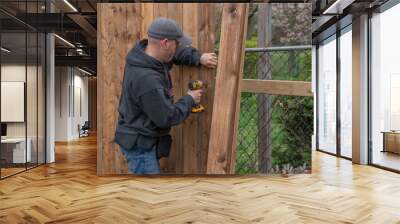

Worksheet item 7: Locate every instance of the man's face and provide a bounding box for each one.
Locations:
[160,39,178,63]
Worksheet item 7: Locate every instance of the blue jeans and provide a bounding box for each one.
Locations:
[120,146,160,175]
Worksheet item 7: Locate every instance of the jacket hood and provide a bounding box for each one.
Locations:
[126,40,165,73]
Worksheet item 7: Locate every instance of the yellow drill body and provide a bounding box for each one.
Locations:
[188,80,205,113]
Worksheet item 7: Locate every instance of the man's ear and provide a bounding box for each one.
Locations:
[160,39,168,48]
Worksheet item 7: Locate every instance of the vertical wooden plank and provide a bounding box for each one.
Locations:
[165,3,184,173]
[161,3,216,174]
[140,3,176,173]
[181,3,215,174]
[97,3,141,175]
[182,3,200,174]
[207,3,249,174]
[100,3,125,174]
[154,3,168,18]
[127,4,142,51]
[97,3,105,175]
[141,3,154,40]
[118,3,142,174]
[197,3,215,173]
[138,3,185,173]
[227,4,249,174]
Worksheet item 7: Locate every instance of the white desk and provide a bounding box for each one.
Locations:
[1,138,31,163]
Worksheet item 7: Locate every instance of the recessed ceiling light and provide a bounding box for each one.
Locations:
[1,47,11,53]
[323,0,355,15]
[54,34,75,48]
[63,0,78,12]
[77,67,93,76]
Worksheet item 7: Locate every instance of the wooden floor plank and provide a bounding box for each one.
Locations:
[1,135,400,223]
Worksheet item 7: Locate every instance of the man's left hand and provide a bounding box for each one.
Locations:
[200,53,218,69]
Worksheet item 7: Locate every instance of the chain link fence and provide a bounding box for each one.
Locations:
[236,47,313,174]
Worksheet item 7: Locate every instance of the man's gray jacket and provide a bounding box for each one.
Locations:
[114,39,202,152]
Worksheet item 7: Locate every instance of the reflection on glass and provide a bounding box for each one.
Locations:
[340,28,352,158]
[0,1,47,179]
[318,36,337,154]
[371,3,400,171]
[1,31,27,177]
[27,31,38,169]
[38,33,46,165]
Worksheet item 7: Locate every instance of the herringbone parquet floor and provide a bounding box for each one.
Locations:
[1,135,400,223]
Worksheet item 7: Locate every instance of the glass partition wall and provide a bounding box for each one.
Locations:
[370,3,400,171]
[0,1,46,179]
[316,25,353,159]
[339,26,352,159]
[317,35,337,155]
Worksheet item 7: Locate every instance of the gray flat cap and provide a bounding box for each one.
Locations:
[148,17,192,46]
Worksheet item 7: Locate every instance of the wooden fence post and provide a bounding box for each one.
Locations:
[207,3,249,174]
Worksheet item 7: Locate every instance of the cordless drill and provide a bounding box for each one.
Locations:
[188,80,205,113]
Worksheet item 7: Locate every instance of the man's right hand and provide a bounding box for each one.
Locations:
[188,89,202,104]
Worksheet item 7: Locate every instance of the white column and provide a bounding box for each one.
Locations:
[45,1,55,163]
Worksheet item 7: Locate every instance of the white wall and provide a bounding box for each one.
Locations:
[1,65,26,81]
[55,67,89,141]
[72,73,89,138]
[55,67,69,141]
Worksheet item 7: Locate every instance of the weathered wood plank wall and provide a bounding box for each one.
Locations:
[97,3,141,175]
[97,3,215,175]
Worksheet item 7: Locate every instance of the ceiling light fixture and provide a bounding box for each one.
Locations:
[1,47,11,53]
[77,67,93,76]
[63,0,78,12]
[323,0,355,15]
[54,34,75,48]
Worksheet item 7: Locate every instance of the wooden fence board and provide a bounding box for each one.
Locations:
[241,79,313,96]
[195,3,215,174]
[97,4,141,175]
[182,3,200,174]
[207,3,249,174]
[165,3,184,173]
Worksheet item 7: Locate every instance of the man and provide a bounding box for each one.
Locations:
[115,18,218,174]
